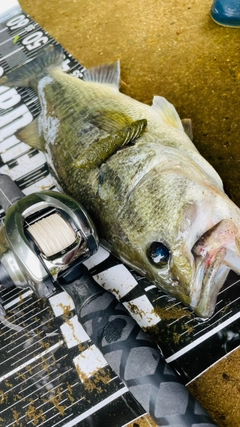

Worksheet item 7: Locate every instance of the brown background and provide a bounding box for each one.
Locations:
[18,1,240,426]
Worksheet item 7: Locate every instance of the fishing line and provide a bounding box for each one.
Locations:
[27,212,76,257]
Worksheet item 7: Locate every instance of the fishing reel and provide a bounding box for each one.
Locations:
[0,174,98,301]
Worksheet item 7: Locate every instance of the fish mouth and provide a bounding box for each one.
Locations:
[190,247,229,317]
[190,219,240,318]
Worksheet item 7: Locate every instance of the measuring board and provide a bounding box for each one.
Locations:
[0,1,240,426]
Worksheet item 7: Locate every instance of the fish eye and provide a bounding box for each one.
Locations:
[147,242,170,267]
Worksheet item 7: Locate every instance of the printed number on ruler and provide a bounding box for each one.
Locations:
[6,14,30,30]
[1,12,84,78]
[0,13,51,76]
[5,14,49,50]
[21,31,49,51]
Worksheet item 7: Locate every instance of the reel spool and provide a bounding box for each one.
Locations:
[27,212,77,257]
[0,175,98,298]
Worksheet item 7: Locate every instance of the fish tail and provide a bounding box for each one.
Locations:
[0,43,63,90]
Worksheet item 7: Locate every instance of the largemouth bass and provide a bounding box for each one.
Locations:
[1,44,240,318]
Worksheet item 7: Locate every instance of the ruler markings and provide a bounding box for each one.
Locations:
[166,309,240,363]
[0,341,64,383]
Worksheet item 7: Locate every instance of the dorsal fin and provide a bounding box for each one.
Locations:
[83,61,120,90]
[151,96,184,130]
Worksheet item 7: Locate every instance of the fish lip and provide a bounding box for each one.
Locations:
[190,247,227,318]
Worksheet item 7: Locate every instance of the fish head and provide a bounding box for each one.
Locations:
[168,212,240,318]
[118,169,240,318]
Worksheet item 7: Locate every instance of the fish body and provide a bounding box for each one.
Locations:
[1,44,240,318]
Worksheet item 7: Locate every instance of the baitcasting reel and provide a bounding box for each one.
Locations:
[0,174,98,299]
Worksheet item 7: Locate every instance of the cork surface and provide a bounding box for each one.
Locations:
[17,1,240,426]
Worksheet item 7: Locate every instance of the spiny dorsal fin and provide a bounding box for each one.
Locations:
[151,96,184,130]
[83,61,120,90]
[181,118,193,140]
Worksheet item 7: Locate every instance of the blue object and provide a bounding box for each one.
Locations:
[210,0,240,26]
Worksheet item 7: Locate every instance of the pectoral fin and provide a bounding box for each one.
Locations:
[151,95,184,130]
[74,118,147,169]
[16,118,44,151]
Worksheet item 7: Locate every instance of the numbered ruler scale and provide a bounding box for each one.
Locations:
[1,2,240,427]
